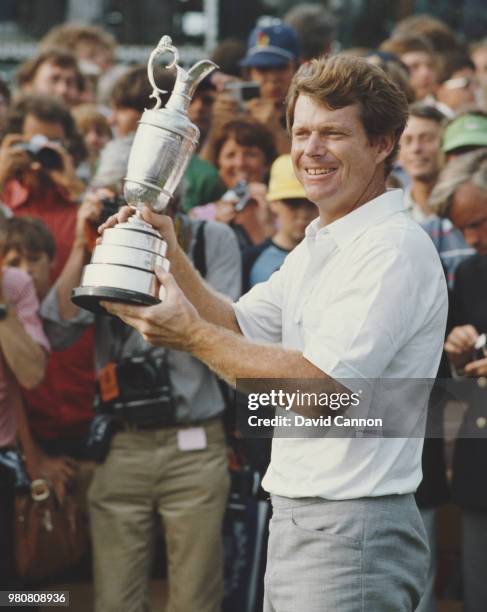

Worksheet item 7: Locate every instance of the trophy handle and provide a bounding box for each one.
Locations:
[147,34,218,112]
[147,35,179,110]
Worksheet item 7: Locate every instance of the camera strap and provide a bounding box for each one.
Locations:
[98,318,171,405]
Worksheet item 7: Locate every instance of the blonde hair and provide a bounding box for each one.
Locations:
[428,149,487,217]
[71,103,111,138]
[41,24,116,60]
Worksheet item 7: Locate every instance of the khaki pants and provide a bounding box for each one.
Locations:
[88,418,230,612]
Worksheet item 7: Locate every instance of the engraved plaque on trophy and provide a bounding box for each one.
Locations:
[72,35,217,314]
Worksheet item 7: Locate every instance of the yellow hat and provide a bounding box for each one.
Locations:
[267,154,306,202]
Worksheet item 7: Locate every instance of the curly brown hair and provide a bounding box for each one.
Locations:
[286,54,409,176]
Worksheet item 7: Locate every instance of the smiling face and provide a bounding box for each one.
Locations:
[217,136,269,187]
[290,95,393,224]
[399,115,442,182]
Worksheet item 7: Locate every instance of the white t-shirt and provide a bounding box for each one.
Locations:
[233,189,448,499]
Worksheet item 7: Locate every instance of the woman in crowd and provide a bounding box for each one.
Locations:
[193,117,277,249]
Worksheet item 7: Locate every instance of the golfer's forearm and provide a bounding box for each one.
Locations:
[170,248,241,333]
[190,320,324,386]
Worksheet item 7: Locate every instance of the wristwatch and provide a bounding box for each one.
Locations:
[0,304,9,321]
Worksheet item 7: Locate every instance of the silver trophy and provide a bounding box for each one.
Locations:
[72,35,217,314]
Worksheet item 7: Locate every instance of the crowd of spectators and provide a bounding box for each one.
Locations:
[0,6,486,611]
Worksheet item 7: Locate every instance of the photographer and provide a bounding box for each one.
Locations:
[210,22,299,157]
[0,94,95,497]
[41,189,241,612]
[0,94,86,274]
[194,118,277,250]
[429,149,487,612]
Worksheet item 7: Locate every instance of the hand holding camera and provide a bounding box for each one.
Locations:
[246,97,280,126]
[0,133,83,197]
[0,134,33,188]
[77,189,124,253]
[445,325,487,376]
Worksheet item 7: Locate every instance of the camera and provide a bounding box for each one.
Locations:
[223,81,260,107]
[222,180,250,212]
[84,194,125,254]
[96,354,176,427]
[16,134,63,171]
[99,194,125,225]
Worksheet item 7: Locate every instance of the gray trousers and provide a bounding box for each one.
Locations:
[416,508,437,612]
[264,494,429,612]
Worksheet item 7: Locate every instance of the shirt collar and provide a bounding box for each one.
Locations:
[305,189,405,250]
[404,187,414,212]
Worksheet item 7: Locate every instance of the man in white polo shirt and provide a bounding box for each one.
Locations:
[102,55,448,611]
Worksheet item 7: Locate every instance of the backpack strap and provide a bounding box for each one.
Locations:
[193,220,207,278]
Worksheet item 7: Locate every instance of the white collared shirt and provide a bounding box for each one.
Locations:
[234,189,448,499]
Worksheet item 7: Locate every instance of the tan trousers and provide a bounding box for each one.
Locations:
[88,418,230,612]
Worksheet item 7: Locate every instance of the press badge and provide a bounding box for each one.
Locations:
[177,427,207,451]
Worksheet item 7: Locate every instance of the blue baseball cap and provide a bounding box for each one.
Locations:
[240,23,300,68]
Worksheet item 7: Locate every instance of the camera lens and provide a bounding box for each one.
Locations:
[36,147,63,171]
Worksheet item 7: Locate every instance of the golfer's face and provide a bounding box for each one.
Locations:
[291,96,384,224]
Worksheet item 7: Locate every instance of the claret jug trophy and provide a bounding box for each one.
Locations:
[71,35,217,314]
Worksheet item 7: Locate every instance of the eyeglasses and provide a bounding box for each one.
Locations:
[443,76,477,90]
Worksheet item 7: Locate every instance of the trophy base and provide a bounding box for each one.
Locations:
[71,286,160,315]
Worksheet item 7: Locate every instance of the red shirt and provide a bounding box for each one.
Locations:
[3,179,96,440]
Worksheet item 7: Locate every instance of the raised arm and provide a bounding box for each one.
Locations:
[56,191,104,320]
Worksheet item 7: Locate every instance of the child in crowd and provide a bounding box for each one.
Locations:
[242,154,317,291]
[3,216,55,302]
[72,104,112,182]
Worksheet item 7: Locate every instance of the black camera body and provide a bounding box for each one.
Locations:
[16,134,63,171]
[99,194,125,225]
[95,354,176,427]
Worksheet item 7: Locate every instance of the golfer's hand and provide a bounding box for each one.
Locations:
[101,266,202,350]
[98,205,179,260]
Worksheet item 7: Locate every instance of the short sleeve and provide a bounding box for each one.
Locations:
[40,285,94,351]
[4,268,50,352]
[202,221,242,300]
[233,265,286,344]
[302,245,438,381]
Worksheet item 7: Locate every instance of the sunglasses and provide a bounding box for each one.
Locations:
[443,76,477,90]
